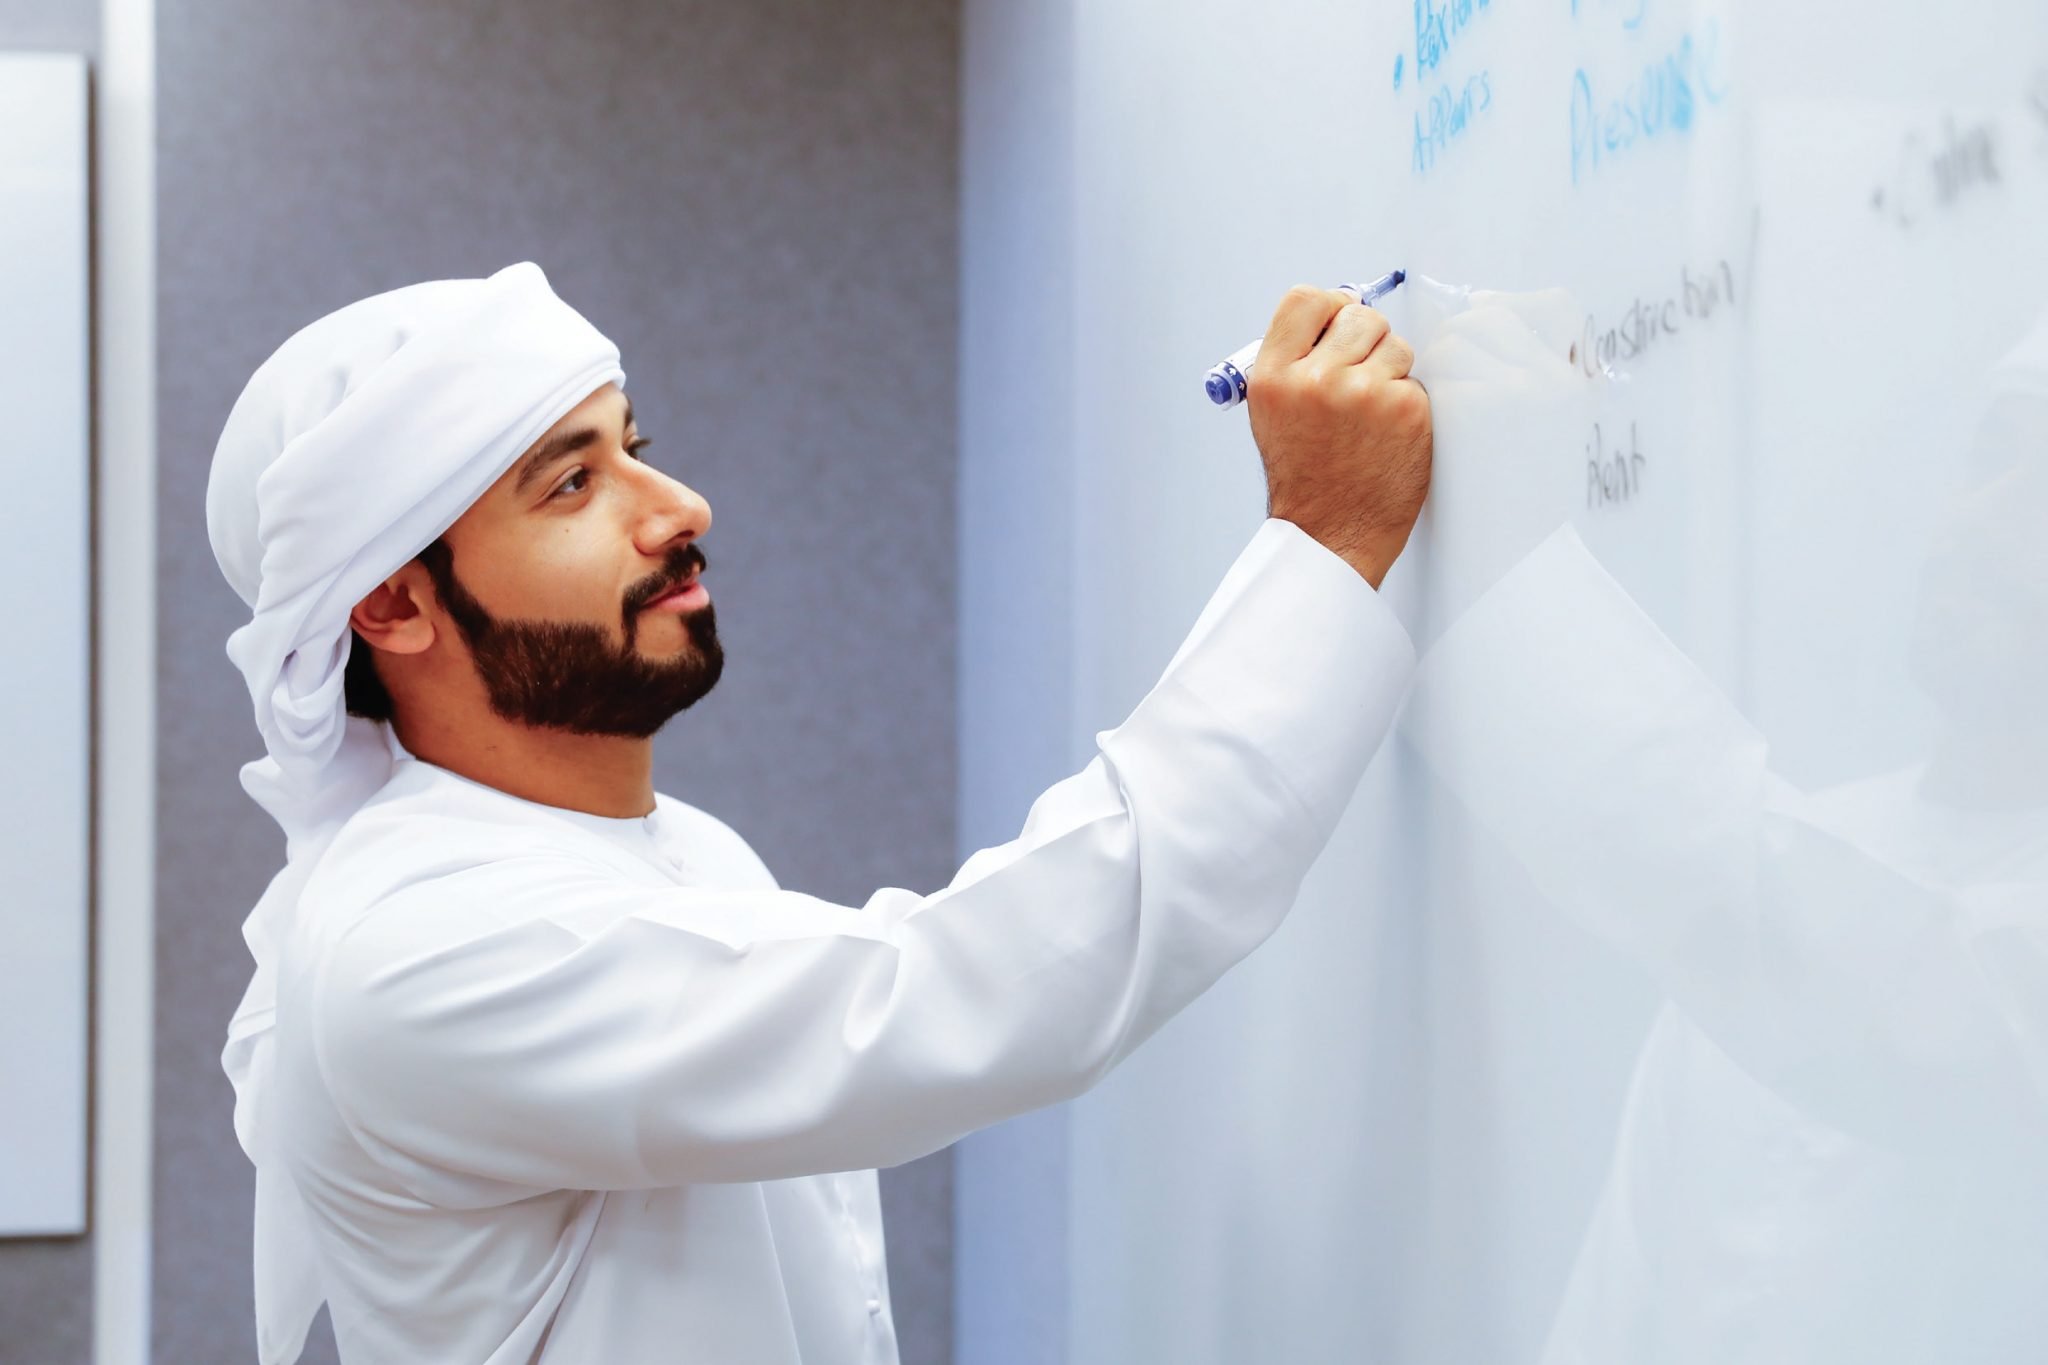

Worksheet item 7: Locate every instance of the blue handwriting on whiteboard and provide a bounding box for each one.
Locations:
[1569,18,1729,184]
[1414,72,1496,174]
[1413,0,1495,79]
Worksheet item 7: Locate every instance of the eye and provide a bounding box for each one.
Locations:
[549,437,653,501]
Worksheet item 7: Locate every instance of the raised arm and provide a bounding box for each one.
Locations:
[312,517,1415,1194]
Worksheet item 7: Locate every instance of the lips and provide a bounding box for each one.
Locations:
[647,575,698,608]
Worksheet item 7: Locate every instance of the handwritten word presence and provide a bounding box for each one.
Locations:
[1570,19,1729,184]
[1577,258,1736,379]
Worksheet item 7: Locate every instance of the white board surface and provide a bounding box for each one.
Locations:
[959,3,2048,1361]
[0,51,92,1237]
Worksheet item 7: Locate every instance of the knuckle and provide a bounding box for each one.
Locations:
[1304,364,1349,403]
[1295,362,1333,392]
[1248,370,1301,412]
[1354,312,1395,354]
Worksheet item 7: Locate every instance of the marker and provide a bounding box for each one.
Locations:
[1204,269,1407,409]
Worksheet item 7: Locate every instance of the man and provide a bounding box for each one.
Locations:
[207,262,1430,1363]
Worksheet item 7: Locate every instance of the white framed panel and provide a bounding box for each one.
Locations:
[0,50,91,1237]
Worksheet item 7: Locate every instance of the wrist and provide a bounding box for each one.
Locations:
[1270,512,1409,589]
[1336,532,1406,590]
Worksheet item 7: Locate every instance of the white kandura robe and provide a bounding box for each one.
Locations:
[271,518,1414,1364]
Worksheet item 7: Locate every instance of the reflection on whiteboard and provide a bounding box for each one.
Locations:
[0,52,91,1237]
[1402,326,2048,1357]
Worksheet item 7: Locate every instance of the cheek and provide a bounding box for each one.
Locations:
[531,526,620,615]
[468,523,619,620]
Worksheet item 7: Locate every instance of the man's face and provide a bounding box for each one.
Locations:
[429,382,723,737]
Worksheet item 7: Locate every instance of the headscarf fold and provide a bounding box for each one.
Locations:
[204,261,624,1362]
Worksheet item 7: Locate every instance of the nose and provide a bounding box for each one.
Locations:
[630,460,713,555]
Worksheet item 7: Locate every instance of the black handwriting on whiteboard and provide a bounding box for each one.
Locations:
[1587,421,1647,509]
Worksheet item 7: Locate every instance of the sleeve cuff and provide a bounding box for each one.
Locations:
[1149,517,1418,822]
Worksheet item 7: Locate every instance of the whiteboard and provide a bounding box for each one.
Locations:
[958,2,2048,1361]
[0,52,91,1237]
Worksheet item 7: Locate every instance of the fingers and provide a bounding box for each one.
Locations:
[1316,305,1415,386]
[1366,331,1415,380]
[1315,303,1393,367]
[1259,285,1355,364]
[1255,285,1418,393]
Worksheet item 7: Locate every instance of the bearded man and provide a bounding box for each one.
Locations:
[206,263,1430,1363]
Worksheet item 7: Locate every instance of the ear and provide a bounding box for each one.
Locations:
[348,564,438,657]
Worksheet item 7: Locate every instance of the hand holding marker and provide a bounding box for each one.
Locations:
[1204,270,1407,408]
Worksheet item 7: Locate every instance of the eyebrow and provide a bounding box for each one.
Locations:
[513,401,635,496]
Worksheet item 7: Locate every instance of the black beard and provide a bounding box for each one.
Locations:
[435,545,725,738]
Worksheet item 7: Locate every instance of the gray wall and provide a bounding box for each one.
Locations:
[155,2,957,1362]
[0,3,99,1361]
[954,0,1076,1361]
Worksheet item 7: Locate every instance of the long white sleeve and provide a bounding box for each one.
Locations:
[309,519,1414,1195]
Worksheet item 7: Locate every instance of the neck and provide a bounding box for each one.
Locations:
[390,704,656,819]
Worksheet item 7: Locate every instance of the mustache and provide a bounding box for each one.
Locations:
[628,543,709,612]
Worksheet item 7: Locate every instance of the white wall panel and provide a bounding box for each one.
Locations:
[0,49,91,1238]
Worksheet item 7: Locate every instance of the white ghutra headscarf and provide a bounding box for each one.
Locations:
[204,262,624,1362]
